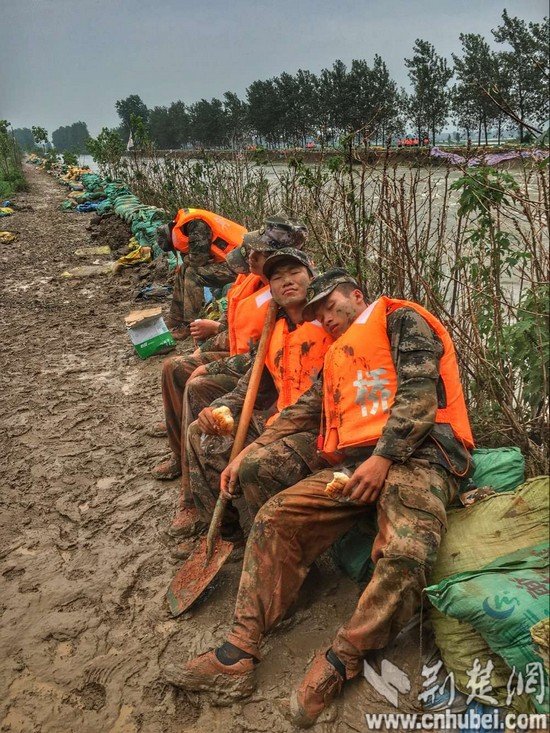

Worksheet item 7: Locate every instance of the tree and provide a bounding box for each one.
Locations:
[31,126,49,151]
[115,95,149,144]
[51,121,90,153]
[11,128,36,151]
[452,34,500,145]
[491,11,549,140]
[451,84,477,141]
[223,92,249,149]
[87,127,124,176]
[149,102,190,149]
[246,79,282,147]
[405,39,452,144]
[188,98,227,147]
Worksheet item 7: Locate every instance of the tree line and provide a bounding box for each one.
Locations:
[112,11,547,150]
[12,121,90,154]
[14,10,550,154]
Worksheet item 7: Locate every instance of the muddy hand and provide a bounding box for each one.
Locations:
[198,407,221,435]
[343,455,393,504]
[190,319,219,340]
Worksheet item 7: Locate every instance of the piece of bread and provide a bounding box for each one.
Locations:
[325,471,349,498]
[211,406,234,434]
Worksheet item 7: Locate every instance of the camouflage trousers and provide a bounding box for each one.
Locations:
[179,373,240,505]
[186,425,327,538]
[226,458,457,672]
[161,351,230,467]
[167,260,235,329]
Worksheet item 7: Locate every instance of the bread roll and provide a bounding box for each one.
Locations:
[325,471,349,498]
[212,405,234,434]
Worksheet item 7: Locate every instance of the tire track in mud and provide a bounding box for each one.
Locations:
[0,166,428,733]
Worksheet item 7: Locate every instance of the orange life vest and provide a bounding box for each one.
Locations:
[226,274,272,355]
[171,208,247,262]
[322,296,474,456]
[265,318,333,426]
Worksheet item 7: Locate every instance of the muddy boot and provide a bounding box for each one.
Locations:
[145,421,168,438]
[288,649,351,728]
[151,456,182,481]
[167,503,208,539]
[163,650,257,705]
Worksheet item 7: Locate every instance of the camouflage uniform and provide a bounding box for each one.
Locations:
[167,220,236,330]
[223,306,471,668]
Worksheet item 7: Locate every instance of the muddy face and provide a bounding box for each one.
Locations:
[248,250,268,276]
[269,263,311,308]
[313,288,365,338]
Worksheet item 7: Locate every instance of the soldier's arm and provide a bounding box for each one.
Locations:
[187,220,212,266]
[252,377,323,448]
[203,352,252,378]
[372,307,440,463]
[210,362,277,416]
[199,325,230,355]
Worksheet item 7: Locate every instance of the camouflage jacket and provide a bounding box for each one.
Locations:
[186,219,213,266]
[250,307,471,476]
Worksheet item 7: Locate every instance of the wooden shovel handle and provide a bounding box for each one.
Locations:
[206,300,278,558]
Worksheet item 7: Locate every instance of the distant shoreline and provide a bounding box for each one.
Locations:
[123,145,544,167]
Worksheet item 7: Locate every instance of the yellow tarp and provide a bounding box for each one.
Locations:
[0,207,15,217]
[74,246,111,257]
[113,237,151,272]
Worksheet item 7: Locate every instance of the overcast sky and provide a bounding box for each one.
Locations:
[1,0,547,136]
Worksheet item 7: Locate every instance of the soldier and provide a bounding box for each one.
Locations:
[157,208,247,340]
[174,248,334,552]
[164,268,474,726]
[151,220,310,533]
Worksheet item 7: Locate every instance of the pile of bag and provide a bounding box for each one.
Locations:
[427,461,549,714]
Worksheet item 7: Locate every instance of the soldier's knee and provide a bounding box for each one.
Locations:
[251,493,285,533]
[161,355,178,382]
[239,447,279,509]
[238,451,262,493]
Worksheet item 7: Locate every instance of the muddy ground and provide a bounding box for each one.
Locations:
[0,165,431,733]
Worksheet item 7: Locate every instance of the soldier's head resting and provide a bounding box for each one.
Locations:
[263,248,315,309]
[302,268,366,338]
[233,215,309,280]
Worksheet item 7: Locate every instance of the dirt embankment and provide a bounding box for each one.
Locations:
[0,166,429,732]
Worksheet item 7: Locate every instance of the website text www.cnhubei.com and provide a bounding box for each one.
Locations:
[364,709,548,730]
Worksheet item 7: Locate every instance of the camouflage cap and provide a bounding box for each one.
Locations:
[243,215,308,252]
[225,243,250,275]
[263,247,316,280]
[302,268,361,321]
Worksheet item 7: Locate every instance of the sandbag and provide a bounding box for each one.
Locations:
[432,476,549,583]
[468,447,525,492]
[531,618,549,672]
[330,523,375,583]
[427,543,549,713]
[429,476,549,711]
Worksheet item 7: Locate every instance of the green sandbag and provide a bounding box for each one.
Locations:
[60,200,75,211]
[330,523,375,583]
[468,446,525,492]
[96,199,112,215]
[80,173,103,192]
[429,476,549,712]
[427,542,549,713]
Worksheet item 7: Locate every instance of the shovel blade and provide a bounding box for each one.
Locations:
[166,536,234,617]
